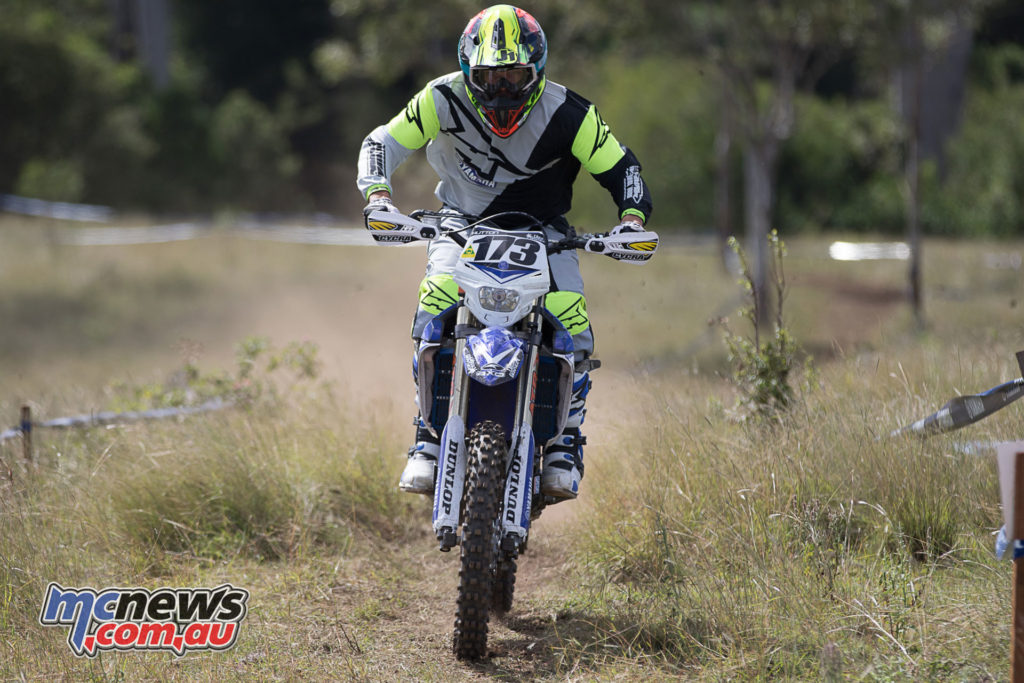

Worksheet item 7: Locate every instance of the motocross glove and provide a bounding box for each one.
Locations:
[363,194,399,230]
[609,219,646,235]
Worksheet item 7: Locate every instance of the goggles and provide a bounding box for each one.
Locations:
[470,65,538,100]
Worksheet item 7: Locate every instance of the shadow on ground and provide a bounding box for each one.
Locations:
[464,607,708,679]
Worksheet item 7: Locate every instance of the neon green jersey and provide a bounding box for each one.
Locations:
[357,72,652,228]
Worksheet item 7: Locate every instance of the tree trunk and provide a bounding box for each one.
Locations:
[135,0,171,89]
[900,12,926,328]
[906,94,924,329]
[108,0,170,89]
[743,140,777,330]
[915,8,974,180]
[715,102,734,272]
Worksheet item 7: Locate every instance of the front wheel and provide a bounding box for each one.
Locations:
[453,420,506,660]
[491,552,517,616]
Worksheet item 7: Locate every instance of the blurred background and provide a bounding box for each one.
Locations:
[2,0,1022,237]
[3,7,1024,678]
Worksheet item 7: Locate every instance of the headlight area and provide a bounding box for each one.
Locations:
[462,327,525,386]
[477,286,520,312]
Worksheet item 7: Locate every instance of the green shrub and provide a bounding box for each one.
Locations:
[719,231,804,417]
[209,90,303,210]
[565,55,717,230]
[108,336,321,411]
[13,158,84,202]
[778,95,904,233]
[922,73,1024,237]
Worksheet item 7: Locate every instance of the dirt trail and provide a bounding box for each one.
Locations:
[353,509,582,679]
[230,251,608,677]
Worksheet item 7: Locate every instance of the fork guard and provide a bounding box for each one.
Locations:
[432,415,467,548]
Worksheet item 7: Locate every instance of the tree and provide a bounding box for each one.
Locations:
[858,0,987,327]
[607,0,986,326]
[900,3,979,327]
[681,2,876,324]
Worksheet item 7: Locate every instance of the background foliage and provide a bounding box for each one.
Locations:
[1,0,1023,234]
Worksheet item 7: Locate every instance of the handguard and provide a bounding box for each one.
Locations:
[583,230,659,264]
[365,210,438,244]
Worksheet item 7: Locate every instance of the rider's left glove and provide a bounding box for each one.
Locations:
[363,194,400,230]
[609,219,645,235]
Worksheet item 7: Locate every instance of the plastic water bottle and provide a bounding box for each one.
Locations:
[996,525,1009,559]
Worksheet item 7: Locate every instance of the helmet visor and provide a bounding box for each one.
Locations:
[469,65,538,101]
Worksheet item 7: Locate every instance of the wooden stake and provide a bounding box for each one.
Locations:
[1013,450,1024,682]
[20,405,32,463]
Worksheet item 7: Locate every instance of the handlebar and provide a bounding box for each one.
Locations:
[549,235,591,254]
[366,208,658,264]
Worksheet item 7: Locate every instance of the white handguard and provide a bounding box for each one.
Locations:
[584,229,659,264]
[363,195,398,220]
[609,220,646,235]
[365,210,438,244]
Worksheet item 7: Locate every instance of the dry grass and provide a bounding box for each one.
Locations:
[1,215,1023,680]
[569,237,1024,680]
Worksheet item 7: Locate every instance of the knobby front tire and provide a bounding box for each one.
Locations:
[492,536,518,616]
[453,420,506,660]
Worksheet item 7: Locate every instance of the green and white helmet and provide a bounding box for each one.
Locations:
[458,5,547,138]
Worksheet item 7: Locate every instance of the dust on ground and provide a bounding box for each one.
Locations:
[11,234,910,679]
[225,245,600,677]
[214,245,910,677]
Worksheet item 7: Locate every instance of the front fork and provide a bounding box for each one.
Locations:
[431,300,543,553]
[432,304,471,551]
[502,305,542,550]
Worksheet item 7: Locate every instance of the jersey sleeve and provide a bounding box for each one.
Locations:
[570,105,653,223]
[356,84,442,200]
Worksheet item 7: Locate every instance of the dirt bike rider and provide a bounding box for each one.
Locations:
[356,4,653,500]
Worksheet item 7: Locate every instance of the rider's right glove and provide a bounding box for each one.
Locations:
[363,194,400,230]
[609,219,646,235]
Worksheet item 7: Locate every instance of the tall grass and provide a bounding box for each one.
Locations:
[0,370,421,678]
[2,219,1023,679]
[115,405,417,553]
[566,301,1018,679]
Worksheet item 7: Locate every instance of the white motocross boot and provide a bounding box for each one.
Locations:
[399,422,440,495]
[541,427,583,498]
[541,369,589,498]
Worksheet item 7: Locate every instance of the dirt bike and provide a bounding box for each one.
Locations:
[365,207,658,659]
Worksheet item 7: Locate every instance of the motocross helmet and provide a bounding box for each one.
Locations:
[458,5,547,138]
